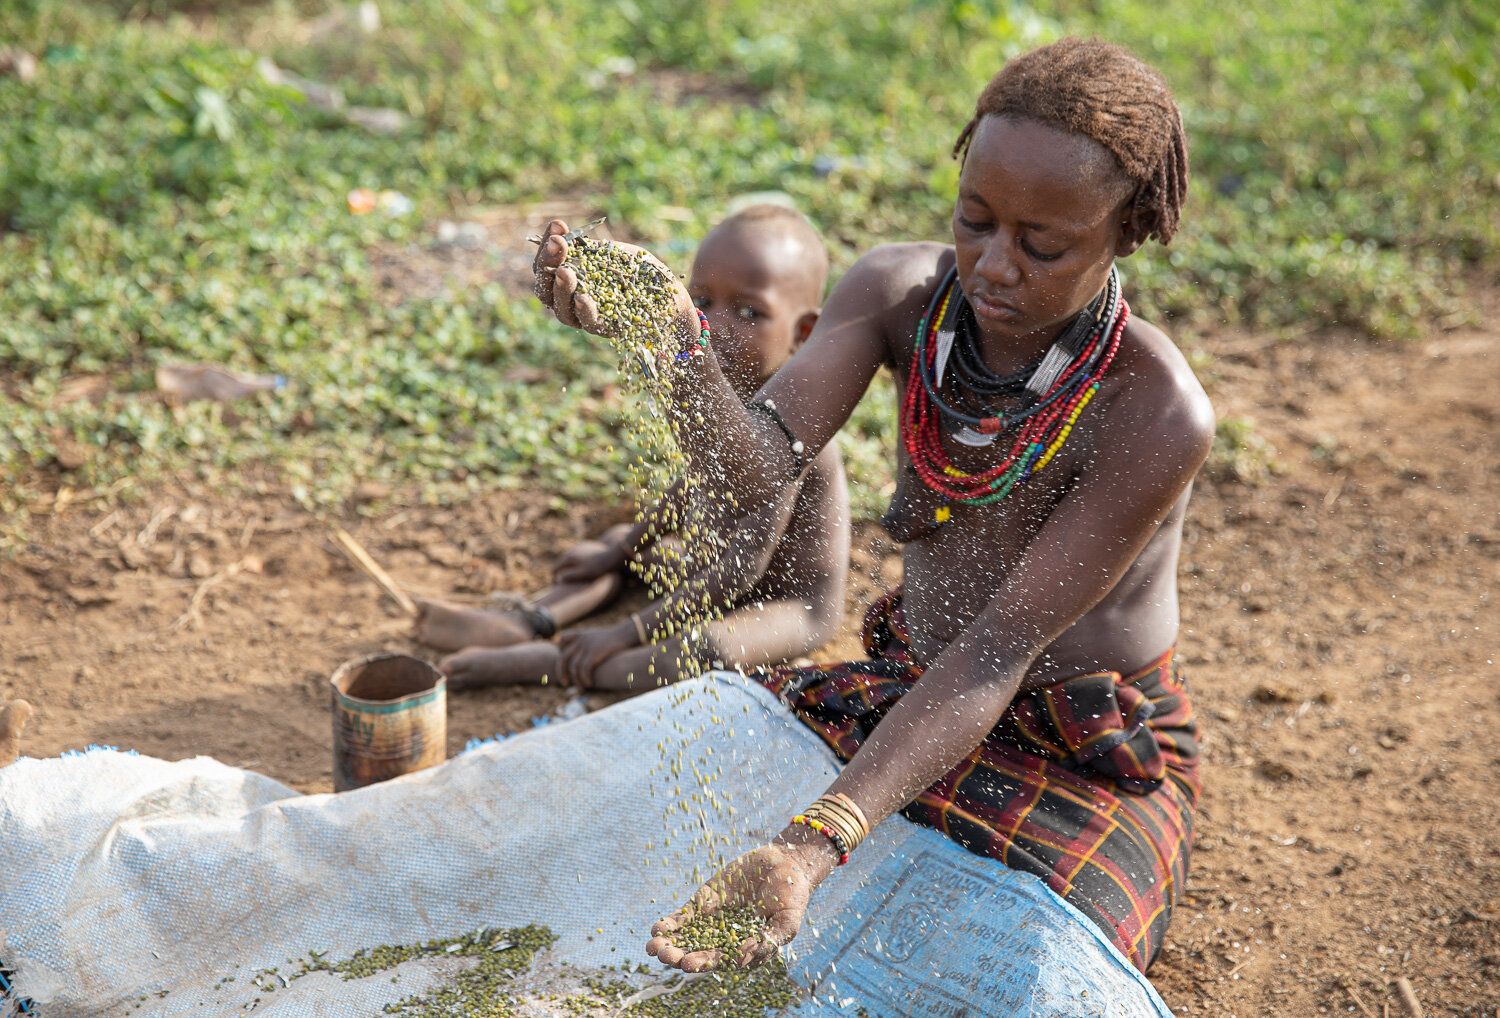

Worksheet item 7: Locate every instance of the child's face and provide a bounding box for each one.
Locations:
[952,115,1138,348]
[688,228,814,399]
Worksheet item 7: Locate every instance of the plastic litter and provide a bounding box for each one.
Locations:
[348,188,413,215]
[434,220,488,249]
[347,187,377,214]
[811,155,868,178]
[377,189,413,216]
[0,700,30,768]
[155,364,286,402]
[0,47,37,84]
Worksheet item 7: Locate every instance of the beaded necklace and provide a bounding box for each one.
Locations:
[900,265,1128,511]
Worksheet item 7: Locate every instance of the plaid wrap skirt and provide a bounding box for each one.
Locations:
[756,588,1200,972]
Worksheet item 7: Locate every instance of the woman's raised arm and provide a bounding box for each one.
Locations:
[533,221,918,510]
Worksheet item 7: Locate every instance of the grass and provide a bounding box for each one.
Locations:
[0,0,1493,539]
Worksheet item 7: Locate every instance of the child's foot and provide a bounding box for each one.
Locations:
[1,699,32,768]
[438,643,562,691]
[413,599,534,652]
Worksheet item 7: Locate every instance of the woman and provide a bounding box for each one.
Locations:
[534,38,1212,975]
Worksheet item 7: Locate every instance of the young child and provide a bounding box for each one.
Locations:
[415,205,850,691]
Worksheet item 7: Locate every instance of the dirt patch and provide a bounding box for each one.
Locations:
[2,320,1496,1015]
[366,195,624,307]
[639,66,766,107]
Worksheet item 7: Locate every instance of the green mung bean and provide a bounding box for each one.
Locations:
[665,906,767,961]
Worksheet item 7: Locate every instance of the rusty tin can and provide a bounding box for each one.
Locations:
[330,653,446,792]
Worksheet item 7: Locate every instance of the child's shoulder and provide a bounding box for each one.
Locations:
[833,243,955,360]
[791,441,848,509]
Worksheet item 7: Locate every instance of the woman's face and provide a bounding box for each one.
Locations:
[952,115,1137,349]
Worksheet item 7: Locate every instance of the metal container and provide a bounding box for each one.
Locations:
[330,653,446,792]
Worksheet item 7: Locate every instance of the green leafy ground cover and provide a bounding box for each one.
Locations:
[0,0,1493,538]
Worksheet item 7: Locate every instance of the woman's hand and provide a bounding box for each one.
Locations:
[645,828,839,972]
[552,540,629,585]
[531,220,693,338]
[556,622,637,687]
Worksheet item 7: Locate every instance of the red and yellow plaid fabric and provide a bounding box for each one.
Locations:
[756,588,1200,972]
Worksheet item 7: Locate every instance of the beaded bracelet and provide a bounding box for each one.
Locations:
[746,399,808,476]
[790,814,849,866]
[799,794,869,857]
[674,308,711,363]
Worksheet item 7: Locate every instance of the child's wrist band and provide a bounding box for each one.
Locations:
[525,604,558,639]
[630,611,650,645]
[791,793,871,866]
[825,792,870,838]
[804,795,869,851]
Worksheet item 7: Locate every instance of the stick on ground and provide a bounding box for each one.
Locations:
[1,699,33,769]
[1340,980,1377,1018]
[333,527,419,617]
[1394,977,1424,1018]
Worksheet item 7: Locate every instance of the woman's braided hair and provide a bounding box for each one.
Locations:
[954,37,1189,245]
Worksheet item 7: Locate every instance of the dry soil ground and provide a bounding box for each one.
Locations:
[2,297,1497,1016]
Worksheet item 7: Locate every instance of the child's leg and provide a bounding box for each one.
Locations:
[438,642,562,691]
[414,601,539,652]
[532,572,623,626]
[414,528,632,653]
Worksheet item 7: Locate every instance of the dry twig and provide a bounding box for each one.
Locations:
[1339,980,1377,1018]
[332,527,418,617]
[1323,473,1348,511]
[138,504,177,546]
[172,556,260,631]
[88,509,120,539]
[1394,977,1424,1018]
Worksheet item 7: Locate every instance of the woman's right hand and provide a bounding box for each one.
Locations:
[645,827,838,972]
[531,220,694,338]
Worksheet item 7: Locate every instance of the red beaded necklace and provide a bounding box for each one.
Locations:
[901,266,1128,509]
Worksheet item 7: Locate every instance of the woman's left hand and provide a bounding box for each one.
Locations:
[557,623,636,687]
[532,220,694,339]
[646,831,836,971]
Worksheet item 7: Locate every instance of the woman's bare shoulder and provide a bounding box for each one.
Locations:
[842,242,953,302]
[1104,315,1215,463]
[824,243,953,363]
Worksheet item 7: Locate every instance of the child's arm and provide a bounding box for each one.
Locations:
[618,477,690,558]
[648,346,1216,971]
[534,224,906,516]
[553,479,689,584]
[556,483,802,686]
[632,482,801,645]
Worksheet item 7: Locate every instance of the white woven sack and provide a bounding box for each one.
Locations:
[0,674,1173,1017]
